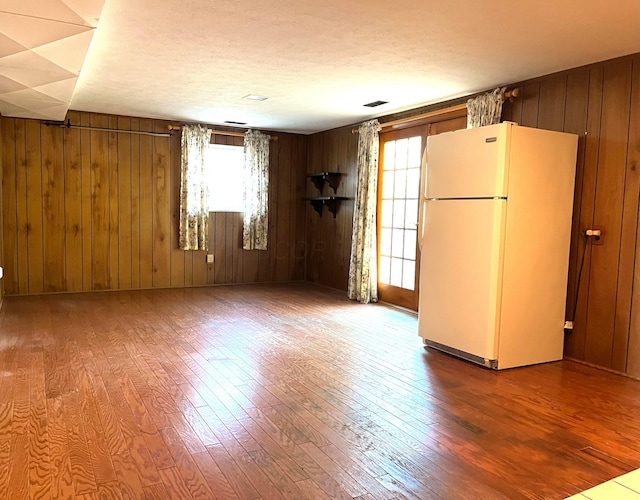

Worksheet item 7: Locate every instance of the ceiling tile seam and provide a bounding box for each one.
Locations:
[0,90,68,103]
[0,10,94,28]
[0,52,81,76]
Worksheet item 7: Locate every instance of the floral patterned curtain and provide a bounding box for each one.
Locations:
[347,119,381,304]
[243,130,270,250]
[466,87,506,128]
[179,124,211,250]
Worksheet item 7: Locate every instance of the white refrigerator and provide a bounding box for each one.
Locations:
[418,122,578,369]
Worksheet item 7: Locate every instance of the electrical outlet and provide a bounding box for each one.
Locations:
[206,254,214,264]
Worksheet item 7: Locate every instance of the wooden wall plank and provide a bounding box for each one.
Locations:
[80,113,92,291]
[275,134,291,282]
[213,213,225,284]
[192,251,208,287]
[612,58,640,372]
[561,70,590,358]
[320,129,337,288]
[242,242,259,283]
[138,119,154,289]
[152,124,171,288]
[224,213,235,283]
[90,115,110,290]
[64,112,83,292]
[108,116,119,290]
[205,213,215,285]
[232,213,242,283]
[305,133,324,283]
[537,76,567,131]
[627,57,640,377]
[583,60,633,368]
[25,119,44,294]
[565,67,604,361]
[335,129,350,291]
[520,83,540,128]
[130,118,141,289]
[117,117,132,290]
[15,119,28,294]
[256,173,270,282]
[41,124,65,292]
[291,136,307,281]
[1,118,17,294]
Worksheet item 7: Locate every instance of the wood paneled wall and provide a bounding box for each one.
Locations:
[305,127,358,291]
[306,54,640,376]
[0,111,307,295]
[501,54,640,376]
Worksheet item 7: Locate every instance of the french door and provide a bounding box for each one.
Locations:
[377,116,467,311]
[377,125,427,310]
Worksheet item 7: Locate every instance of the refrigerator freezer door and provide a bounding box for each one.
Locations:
[418,199,506,362]
[425,122,512,199]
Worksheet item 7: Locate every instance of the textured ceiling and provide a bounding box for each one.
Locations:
[4,0,640,133]
[0,0,104,120]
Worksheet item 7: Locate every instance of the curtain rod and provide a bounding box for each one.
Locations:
[43,120,172,137]
[168,124,278,141]
[351,88,521,134]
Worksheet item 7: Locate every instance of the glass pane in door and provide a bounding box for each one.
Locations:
[378,135,422,292]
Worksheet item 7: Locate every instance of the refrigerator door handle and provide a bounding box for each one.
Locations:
[418,197,427,251]
[418,147,428,251]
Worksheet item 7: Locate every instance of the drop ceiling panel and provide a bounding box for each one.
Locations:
[0,75,28,93]
[0,0,92,27]
[0,67,75,91]
[28,78,79,102]
[0,33,28,58]
[32,30,96,74]
[0,13,91,50]
[0,1,104,121]
[60,0,105,27]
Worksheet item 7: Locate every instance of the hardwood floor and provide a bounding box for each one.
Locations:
[0,283,639,499]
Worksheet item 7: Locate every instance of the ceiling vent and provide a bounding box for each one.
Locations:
[224,120,247,125]
[363,100,388,108]
[243,94,268,101]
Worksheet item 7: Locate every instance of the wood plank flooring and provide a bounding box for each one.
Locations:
[0,283,639,499]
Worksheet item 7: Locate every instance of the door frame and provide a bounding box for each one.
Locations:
[377,125,427,311]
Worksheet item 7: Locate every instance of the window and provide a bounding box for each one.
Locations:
[206,144,244,212]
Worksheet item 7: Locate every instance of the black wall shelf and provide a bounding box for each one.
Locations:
[308,197,348,218]
[308,172,342,194]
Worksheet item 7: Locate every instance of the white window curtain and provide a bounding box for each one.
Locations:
[466,87,506,128]
[347,119,381,304]
[243,129,270,250]
[179,124,211,250]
